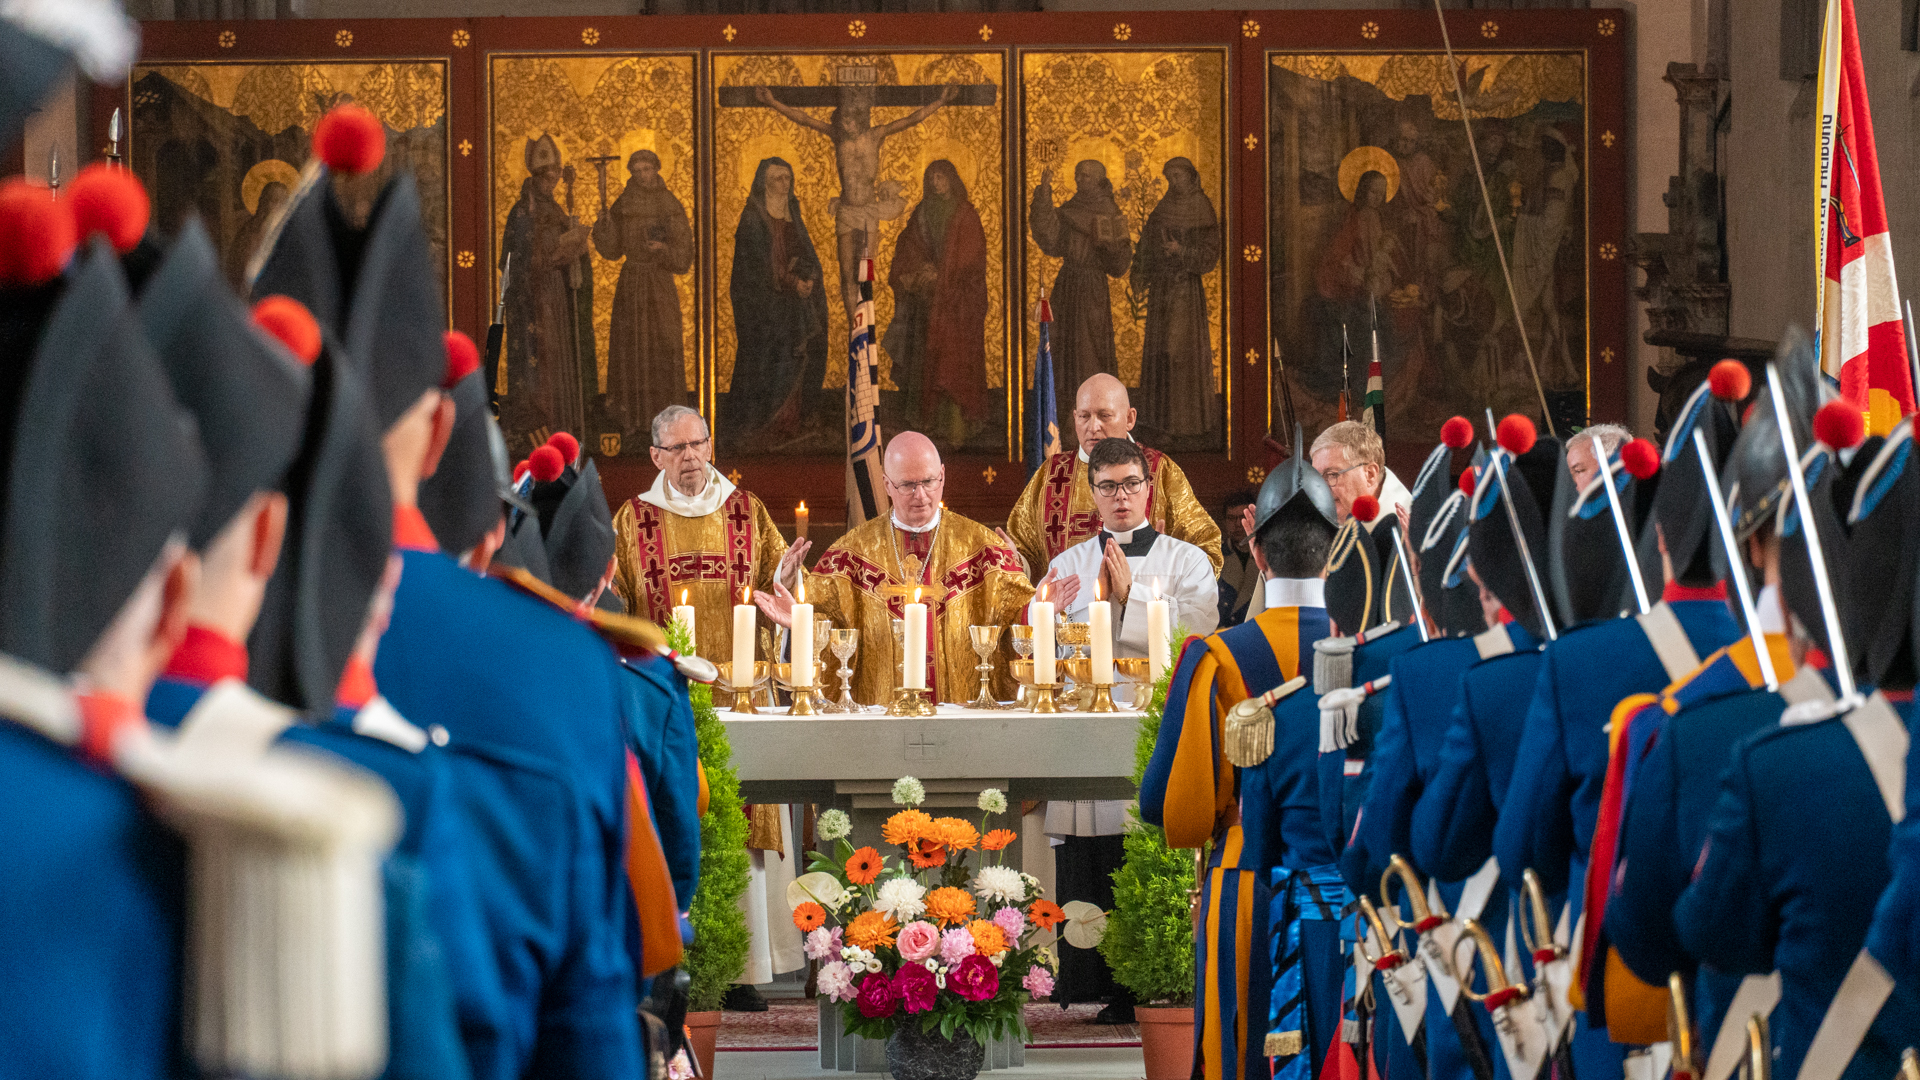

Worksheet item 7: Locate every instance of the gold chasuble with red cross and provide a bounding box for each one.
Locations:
[611,489,788,660]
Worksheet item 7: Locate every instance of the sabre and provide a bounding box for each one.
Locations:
[1390,526,1431,642]
[1692,427,1778,690]
[1591,430,1651,614]
[1484,409,1557,641]
[483,253,512,412]
[1764,363,1856,705]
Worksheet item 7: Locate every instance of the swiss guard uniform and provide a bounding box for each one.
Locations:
[1141,429,1338,1080]
[252,136,644,1080]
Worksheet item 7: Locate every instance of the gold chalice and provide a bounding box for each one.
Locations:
[827,628,861,713]
[1112,657,1153,710]
[968,625,1003,709]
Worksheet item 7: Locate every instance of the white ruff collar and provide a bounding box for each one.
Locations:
[638,465,733,518]
[892,509,943,534]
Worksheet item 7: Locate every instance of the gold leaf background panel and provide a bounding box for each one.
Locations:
[487,54,699,397]
[1019,50,1227,392]
[129,61,448,297]
[710,51,1006,395]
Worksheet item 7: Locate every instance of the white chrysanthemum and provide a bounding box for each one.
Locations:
[817,808,851,841]
[874,877,928,922]
[892,775,926,806]
[972,864,1026,904]
[977,788,1008,815]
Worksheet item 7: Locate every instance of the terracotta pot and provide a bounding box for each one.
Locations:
[685,1009,722,1080]
[1136,1004,1196,1080]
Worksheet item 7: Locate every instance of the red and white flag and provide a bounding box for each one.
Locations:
[1815,0,1916,434]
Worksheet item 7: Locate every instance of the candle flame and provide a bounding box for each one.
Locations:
[798,578,807,604]
[1152,577,1162,601]
[913,586,923,604]
[1096,578,1104,602]
[797,501,807,512]
[742,586,751,605]
[681,589,689,606]
[1038,583,1048,603]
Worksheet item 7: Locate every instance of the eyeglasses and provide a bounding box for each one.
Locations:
[653,437,710,456]
[1319,463,1364,484]
[889,477,941,495]
[1091,477,1148,497]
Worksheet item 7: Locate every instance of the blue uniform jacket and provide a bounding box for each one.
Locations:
[1411,647,1545,886]
[0,718,186,1080]
[1313,624,1422,865]
[1867,707,1920,994]
[1675,701,1918,1080]
[619,654,701,910]
[1494,601,1738,904]
[374,549,641,1080]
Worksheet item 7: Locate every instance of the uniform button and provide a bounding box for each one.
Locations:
[429,724,450,747]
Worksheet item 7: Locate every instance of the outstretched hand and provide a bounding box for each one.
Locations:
[754,580,796,628]
[1037,567,1081,611]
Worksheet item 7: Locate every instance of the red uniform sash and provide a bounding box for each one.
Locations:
[1038,446,1168,562]
[628,488,758,618]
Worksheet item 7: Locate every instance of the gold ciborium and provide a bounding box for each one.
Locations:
[1057,621,1092,659]
[967,625,1002,709]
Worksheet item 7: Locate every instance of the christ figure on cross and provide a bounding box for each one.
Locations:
[752,82,959,313]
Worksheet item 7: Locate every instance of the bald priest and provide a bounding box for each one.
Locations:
[1005,373,1223,579]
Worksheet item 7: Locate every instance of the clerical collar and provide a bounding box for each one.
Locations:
[1756,583,1786,635]
[1098,525,1158,559]
[1265,577,1326,610]
[1077,433,1138,463]
[892,509,942,534]
[638,464,734,518]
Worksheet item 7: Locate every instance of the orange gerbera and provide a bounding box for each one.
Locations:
[846,910,898,951]
[967,919,1008,956]
[845,846,883,885]
[981,829,1017,852]
[1027,899,1065,930]
[926,886,978,926]
[792,902,825,932]
[882,809,934,846]
[907,837,948,869]
[931,816,979,851]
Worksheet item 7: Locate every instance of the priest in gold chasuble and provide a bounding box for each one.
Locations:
[759,433,1078,706]
[1004,373,1223,578]
[611,405,801,658]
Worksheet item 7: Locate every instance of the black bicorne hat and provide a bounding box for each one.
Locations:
[1407,438,1479,637]
[251,171,445,432]
[1465,436,1561,640]
[247,343,392,711]
[1726,328,1823,541]
[0,243,209,674]
[535,458,616,602]
[418,368,504,558]
[138,221,310,549]
[1371,515,1418,629]
[1254,423,1337,536]
[1775,442,1852,660]
[1845,422,1919,689]
[1551,448,1654,625]
[1322,517,1380,636]
[1642,379,1742,587]
[495,505,553,583]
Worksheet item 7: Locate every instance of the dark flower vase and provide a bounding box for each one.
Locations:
[886,1022,985,1080]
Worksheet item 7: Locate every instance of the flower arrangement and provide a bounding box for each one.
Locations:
[791,778,1061,1047]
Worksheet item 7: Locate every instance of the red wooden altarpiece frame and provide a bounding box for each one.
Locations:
[97,10,1627,543]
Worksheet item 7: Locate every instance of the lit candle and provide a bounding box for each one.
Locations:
[790,579,814,691]
[1147,578,1170,685]
[673,588,697,652]
[732,586,755,691]
[903,586,928,690]
[795,501,809,542]
[1089,580,1113,684]
[1032,585,1056,686]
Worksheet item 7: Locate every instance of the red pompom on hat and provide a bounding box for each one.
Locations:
[442,330,479,387]
[528,445,566,483]
[1496,413,1537,456]
[1621,437,1660,480]
[251,295,322,364]
[547,431,580,465]
[1440,415,1475,450]
[1350,494,1380,524]
[512,460,531,483]
[1812,399,1867,450]
[65,164,149,254]
[313,104,386,176]
[1458,466,1477,496]
[1708,359,1752,402]
[0,178,77,287]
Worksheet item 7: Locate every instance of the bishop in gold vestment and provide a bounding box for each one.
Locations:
[611,406,796,659]
[760,432,1077,705]
[1004,373,1222,577]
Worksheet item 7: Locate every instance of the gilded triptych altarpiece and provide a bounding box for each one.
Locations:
[104,12,1626,529]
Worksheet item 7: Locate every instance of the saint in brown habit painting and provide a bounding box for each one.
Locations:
[592,149,695,442]
[500,133,595,447]
[1029,159,1133,440]
[882,159,990,448]
[1130,157,1221,451]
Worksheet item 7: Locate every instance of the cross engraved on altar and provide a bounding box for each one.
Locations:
[718,69,997,314]
[904,731,943,760]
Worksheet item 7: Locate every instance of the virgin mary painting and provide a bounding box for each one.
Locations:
[883,159,990,446]
[725,156,832,453]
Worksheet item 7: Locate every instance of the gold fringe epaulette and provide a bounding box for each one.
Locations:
[1223,675,1308,767]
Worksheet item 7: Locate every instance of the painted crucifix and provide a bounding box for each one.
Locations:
[721,72,996,315]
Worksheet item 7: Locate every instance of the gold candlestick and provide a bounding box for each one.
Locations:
[1028,682,1061,714]
[887,687,934,716]
[1087,683,1117,713]
[731,688,758,714]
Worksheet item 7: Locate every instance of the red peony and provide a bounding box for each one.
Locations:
[894,962,938,1013]
[855,972,898,1018]
[948,953,1000,1002]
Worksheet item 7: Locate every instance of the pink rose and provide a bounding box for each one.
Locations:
[992,906,1025,941]
[1022,967,1055,999]
[948,953,1000,1002]
[897,920,941,962]
[855,971,899,1018]
[894,962,938,1012]
[939,927,975,967]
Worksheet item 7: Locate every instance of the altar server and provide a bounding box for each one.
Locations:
[1140,425,1337,1080]
[1005,372,1223,577]
[253,104,644,1080]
